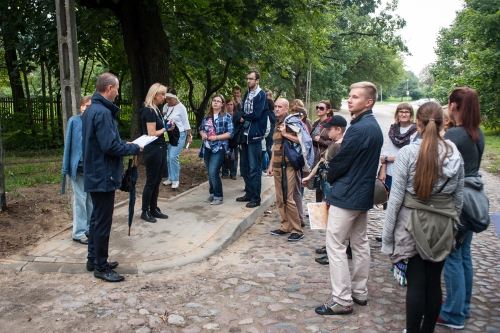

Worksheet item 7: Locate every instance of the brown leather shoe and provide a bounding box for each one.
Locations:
[230,176,237,180]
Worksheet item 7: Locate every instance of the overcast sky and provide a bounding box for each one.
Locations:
[393,0,464,76]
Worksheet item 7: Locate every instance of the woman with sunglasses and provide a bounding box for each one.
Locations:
[198,94,234,205]
[140,83,170,223]
[308,100,334,202]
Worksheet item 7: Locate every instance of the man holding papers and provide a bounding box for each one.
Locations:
[82,72,142,283]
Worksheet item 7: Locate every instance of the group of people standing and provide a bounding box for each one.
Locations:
[63,71,486,333]
[306,83,484,333]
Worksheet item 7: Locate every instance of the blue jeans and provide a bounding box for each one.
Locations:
[71,172,93,239]
[203,148,225,200]
[240,142,262,202]
[261,150,270,172]
[385,174,393,190]
[439,230,473,326]
[166,131,186,181]
[221,147,238,177]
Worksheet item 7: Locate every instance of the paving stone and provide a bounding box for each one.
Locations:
[168,314,186,325]
[128,318,146,326]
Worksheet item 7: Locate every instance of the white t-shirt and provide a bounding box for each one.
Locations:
[384,125,413,176]
[162,102,191,133]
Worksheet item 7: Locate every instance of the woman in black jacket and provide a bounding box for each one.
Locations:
[140,83,171,223]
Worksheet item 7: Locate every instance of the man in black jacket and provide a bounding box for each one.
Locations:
[82,72,142,282]
[316,82,383,315]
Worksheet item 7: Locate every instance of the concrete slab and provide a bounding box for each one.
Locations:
[0,260,28,271]
[22,262,63,272]
[7,174,276,275]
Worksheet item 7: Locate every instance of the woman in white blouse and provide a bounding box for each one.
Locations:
[162,88,193,189]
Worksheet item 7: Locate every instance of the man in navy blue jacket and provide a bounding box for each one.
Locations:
[82,72,142,282]
[316,82,383,316]
[236,70,269,208]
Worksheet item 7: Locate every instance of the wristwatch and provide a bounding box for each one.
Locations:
[384,156,389,163]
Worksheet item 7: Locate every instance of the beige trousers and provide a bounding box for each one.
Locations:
[326,205,370,306]
[273,167,302,234]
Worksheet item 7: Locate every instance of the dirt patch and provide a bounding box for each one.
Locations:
[0,148,206,257]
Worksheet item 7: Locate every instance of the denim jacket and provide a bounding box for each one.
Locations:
[61,115,83,194]
[198,112,234,158]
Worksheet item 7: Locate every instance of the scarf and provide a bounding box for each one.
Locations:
[243,86,262,115]
[389,123,417,148]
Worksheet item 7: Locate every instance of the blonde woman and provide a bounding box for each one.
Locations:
[140,83,170,223]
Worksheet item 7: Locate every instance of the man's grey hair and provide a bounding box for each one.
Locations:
[96,73,118,93]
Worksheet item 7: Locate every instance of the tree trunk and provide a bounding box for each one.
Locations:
[0,116,6,211]
[41,61,48,131]
[79,0,171,141]
[294,69,304,100]
[47,64,56,139]
[2,46,25,112]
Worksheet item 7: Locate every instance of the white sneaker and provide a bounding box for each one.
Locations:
[211,199,223,205]
[171,181,179,189]
[163,180,172,186]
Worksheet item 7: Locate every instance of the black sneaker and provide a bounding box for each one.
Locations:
[94,267,124,282]
[141,210,157,223]
[270,229,290,236]
[315,255,329,265]
[316,246,327,254]
[352,296,368,306]
[315,299,353,315]
[86,261,119,272]
[151,207,168,219]
[236,196,252,202]
[287,233,304,241]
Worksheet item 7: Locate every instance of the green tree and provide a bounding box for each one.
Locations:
[431,0,500,127]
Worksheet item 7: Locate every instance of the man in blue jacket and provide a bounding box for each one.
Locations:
[236,70,269,208]
[82,72,142,282]
[316,82,383,315]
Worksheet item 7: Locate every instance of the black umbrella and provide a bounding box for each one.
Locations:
[120,157,138,236]
[128,156,138,236]
[281,146,287,208]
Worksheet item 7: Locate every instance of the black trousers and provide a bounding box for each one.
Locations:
[406,254,445,333]
[88,191,115,271]
[142,143,167,211]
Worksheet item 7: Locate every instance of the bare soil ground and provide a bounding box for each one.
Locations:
[0,149,206,257]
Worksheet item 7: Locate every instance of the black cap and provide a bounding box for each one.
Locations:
[320,115,347,128]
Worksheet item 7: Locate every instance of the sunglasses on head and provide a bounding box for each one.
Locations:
[316,106,326,111]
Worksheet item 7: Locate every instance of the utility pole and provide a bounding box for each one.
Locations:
[55,0,81,137]
[406,79,409,101]
[305,63,312,118]
[56,0,81,206]
[380,85,383,102]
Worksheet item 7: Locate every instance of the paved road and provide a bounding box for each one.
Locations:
[0,103,499,333]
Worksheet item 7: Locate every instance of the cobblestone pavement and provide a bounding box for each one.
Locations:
[0,170,499,333]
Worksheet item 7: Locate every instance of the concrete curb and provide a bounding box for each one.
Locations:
[139,189,276,273]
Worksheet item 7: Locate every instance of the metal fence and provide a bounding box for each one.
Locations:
[0,97,200,131]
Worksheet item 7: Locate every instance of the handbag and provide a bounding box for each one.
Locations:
[164,105,180,146]
[392,259,408,287]
[374,179,389,206]
[120,159,136,192]
[283,139,305,171]
[223,146,234,169]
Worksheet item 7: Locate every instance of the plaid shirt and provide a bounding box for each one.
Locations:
[198,112,234,158]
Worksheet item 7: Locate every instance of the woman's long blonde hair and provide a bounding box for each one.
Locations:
[144,83,167,109]
[413,101,452,200]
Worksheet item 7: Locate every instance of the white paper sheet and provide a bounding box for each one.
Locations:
[132,135,158,147]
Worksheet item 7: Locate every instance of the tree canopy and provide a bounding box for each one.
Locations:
[431,0,500,127]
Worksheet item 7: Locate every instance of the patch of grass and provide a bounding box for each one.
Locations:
[4,149,64,192]
[483,131,500,174]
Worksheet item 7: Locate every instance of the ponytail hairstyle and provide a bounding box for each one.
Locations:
[206,93,226,117]
[319,100,333,117]
[448,87,481,143]
[413,101,452,200]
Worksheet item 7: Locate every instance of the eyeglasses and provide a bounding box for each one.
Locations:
[213,100,223,104]
[316,106,326,111]
[398,110,411,114]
